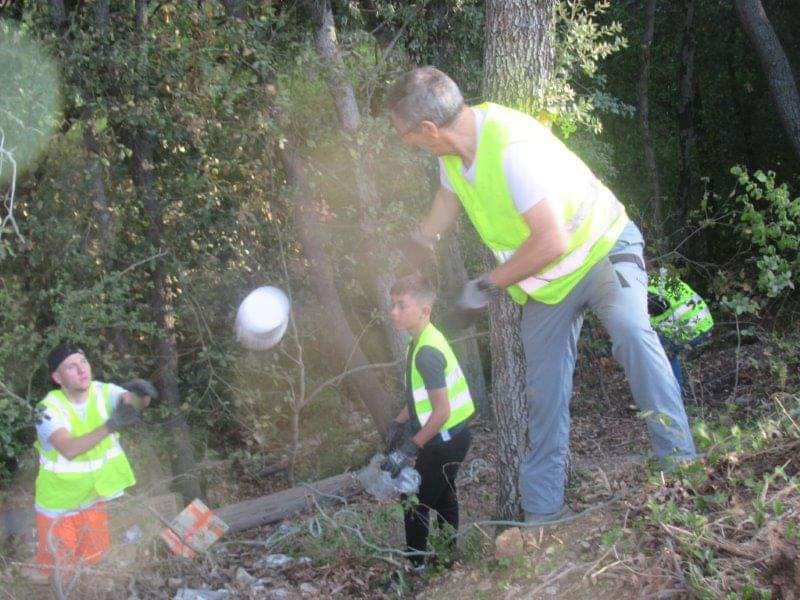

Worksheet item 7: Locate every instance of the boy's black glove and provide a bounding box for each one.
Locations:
[121,378,158,400]
[380,438,419,477]
[386,420,413,452]
[106,402,142,433]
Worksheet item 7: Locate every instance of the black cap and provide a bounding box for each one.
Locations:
[47,343,85,374]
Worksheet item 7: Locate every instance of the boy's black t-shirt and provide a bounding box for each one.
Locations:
[405,341,447,431]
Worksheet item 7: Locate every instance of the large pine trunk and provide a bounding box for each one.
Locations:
[483,0,556,520]
[734,0,800,163]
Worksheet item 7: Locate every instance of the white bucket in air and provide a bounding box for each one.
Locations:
[235,286,290,351]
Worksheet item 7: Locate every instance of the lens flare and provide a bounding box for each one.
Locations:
[0,24,61,187]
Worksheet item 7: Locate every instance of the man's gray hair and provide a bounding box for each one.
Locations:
[386,67,464,128]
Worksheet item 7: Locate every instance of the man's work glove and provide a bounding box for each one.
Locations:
[122,378,158,400]
[386,420,413,452]
[106,402,142,433]
[395,231,436,277]
[380,438,419,477]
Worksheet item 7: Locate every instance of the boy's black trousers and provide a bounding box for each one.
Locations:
[403,427,471,566]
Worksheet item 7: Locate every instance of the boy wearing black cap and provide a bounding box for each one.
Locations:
[27,343,156,583]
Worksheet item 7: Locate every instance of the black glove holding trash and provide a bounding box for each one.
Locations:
[386,420,414,452]
[380,438,420,478]
[122,378,158,400]
[106,402,142,433]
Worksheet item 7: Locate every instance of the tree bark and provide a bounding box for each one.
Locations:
[128,0,202,502]
[130,132,202,502]
[734,0,800,163]
[311,0,406,366]
[280,145,391,435]
[440,229,489,418]
[676,0,696,225]
[49,0,66,32]
[484,0,556,113]
[638,0,662,236]
[482,0,556,520]
[216,472,362,534]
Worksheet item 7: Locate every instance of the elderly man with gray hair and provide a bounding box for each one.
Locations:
[387,66,696,524]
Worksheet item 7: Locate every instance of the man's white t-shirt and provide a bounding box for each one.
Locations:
[35,381,127,516]
[438,106,568,215]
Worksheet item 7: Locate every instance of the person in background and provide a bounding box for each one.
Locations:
[26,342,156,584]
[648,269,714,389]
[382,273,474,573]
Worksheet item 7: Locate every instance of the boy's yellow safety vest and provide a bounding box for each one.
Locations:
[410,323,474,433]
[442,102,629,305]
[34,382,136,511]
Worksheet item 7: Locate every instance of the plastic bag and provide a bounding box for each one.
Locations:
[358,454,421,501]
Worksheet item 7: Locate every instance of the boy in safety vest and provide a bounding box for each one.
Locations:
[648,270,714,389]
[28,343,156,582]
[382,273,474,572]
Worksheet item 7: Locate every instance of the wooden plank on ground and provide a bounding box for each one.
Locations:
[215,473,363,534]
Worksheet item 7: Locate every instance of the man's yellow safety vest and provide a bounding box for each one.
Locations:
[409,323,475,434]
[34,382,136,512]
[442,102,629,305]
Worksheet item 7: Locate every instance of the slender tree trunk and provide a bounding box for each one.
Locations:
[734,0,800,162]
[483,0,556,520]
[440,229,489,418]
[49,0,66,32]
[280,145,391,436]
[128,0,201,502]
[676,0,696,225]
[726,28,756,167]
[312,0,406,365]
[638,0,662,236]
[130,131,202,502]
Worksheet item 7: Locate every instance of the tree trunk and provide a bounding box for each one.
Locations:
[676,0,696,225]
[734,0,800,162]
[440,229,489,418]
[279,145,391,436]
[312,0,406,366]
[483,0,556,520]
[484,0,555,113]
[128,0,201,502]
[638,0,662,236]
[130,132,202,502]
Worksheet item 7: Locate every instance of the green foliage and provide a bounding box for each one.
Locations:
[546,0,632,137]
[694,166,800,319]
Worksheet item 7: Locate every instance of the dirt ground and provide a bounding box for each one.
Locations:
[2,336,787,599]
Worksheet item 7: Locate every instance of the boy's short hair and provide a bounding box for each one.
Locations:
[391,272,436,306]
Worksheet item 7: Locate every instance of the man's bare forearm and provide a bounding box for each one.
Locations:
[50,425,111,460]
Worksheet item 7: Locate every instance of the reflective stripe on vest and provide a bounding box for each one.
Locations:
[34,382,136,511]
[410,324,475,432]
[443,103,629,305]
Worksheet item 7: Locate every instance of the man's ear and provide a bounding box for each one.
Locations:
[51,371,62,387]
[422,304,433,319]
[418,120,438,137]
